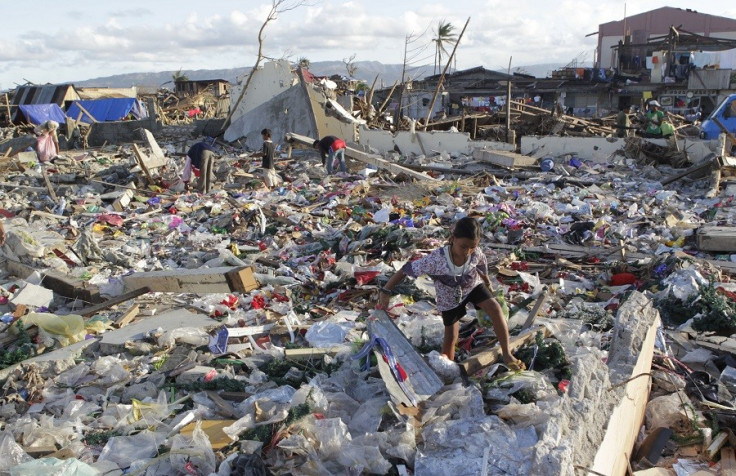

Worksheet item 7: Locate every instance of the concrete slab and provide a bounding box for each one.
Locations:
[520,135,716,163]
[358,128,514,157]
[0,337,99,381]
[99,308,215,355]
[10,282,53,308]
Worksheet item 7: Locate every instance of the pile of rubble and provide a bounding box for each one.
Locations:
[0,123,735,475]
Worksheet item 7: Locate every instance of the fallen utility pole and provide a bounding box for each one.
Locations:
[285,132,437,182]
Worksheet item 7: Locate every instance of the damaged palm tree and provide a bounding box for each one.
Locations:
[220,0,311,136]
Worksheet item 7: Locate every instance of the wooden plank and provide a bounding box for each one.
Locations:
[721,447,736,476]
[4,259,102,304]
[697,226,736,252]
[132,143,155,185]
[123,266,258,294]
[112,189,134,212]
[41,168,59,202]
[522,289,548,329]
[285,132,437,182]
[114,304,140,328]
[590,316,660,476]
[72,101,98,123]
[76,287,150,318]
[284,346,345,361]
[180,420,236,450]
[205,391,239,419]
[460,325,549,376]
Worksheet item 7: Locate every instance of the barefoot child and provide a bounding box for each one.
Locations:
[377,217,523,367]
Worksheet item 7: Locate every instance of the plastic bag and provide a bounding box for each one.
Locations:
[9,457,98,476]
[169,422,216,476]
[21,313,86,347]
[98,430,165,468]
[304,321,347,348]
[0,432,32,471]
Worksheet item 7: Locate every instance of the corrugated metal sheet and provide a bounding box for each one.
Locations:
[11,84,79,123]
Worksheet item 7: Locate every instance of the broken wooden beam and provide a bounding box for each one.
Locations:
[284,132,437,182]
[114,304,140,328]
[76,287,150,318]
[696,226,736,252]
[4,259,102,304]
[460,325,549,376]
[661,154,719,186]
[284,346,345,361]
[122,266,259,294]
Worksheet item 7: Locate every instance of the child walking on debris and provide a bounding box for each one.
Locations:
[251,128,282,190]
[377,216,524,368]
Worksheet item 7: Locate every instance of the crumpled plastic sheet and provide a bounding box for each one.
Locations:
[0,431,32,471]
[97,430,165,469]
[169,422,216,476]
[304,321,348,348]
[485,371,558,404]
[415,416,534,476]
[224,386,296,440]
[657,268,708,301]
[8,457,99,476]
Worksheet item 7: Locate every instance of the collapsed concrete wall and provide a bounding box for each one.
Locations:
[530,291,659,475]
[224,60,362,149]
[521,135,716,163]
[224,60,301,147]
[357,127,515,157]
[87,117,161,147]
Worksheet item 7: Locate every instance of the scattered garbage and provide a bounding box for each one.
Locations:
[0,95,735,475]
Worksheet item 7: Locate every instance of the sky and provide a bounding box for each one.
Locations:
[2,0,735,90]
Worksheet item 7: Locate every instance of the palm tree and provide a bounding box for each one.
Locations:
[297,57,310,69]
[433,21,457,74]
[172,68,189,83]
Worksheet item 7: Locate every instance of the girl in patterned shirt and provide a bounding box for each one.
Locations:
[377,217,522,367]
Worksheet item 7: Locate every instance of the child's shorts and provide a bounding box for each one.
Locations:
[441,283,493,326]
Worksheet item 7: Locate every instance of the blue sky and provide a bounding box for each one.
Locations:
[1,0,733,89]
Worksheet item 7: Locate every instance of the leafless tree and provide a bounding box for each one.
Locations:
[221,0,314,134]
[343,53,358,78]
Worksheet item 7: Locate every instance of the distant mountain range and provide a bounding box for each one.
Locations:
[73,61,569,90]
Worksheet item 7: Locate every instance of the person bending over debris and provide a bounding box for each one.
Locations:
[251,128,282,190]
[182,138,217,193]
[34,120,60,163]
[313,135,347,175]
[377,216,524,369]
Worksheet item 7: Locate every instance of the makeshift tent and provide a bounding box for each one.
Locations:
[66,98,147,124]
[17,104,67,125]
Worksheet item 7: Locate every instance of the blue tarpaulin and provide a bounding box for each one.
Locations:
[18,104,67,125]
[66,98,147,124]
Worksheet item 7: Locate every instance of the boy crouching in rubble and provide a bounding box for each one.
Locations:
[377,216,524,369]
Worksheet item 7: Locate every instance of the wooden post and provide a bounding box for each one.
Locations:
[423,17,470,130]
[506,56,513,143]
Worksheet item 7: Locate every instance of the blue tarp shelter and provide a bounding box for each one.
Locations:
[17,104,67,125]
[66,98,147,124]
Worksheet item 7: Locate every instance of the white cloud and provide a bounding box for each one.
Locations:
[0,0,733,86]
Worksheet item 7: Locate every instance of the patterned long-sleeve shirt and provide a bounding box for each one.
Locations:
[401,246,487,311]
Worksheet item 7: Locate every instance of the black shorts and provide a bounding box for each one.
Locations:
[441,283,493,326]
